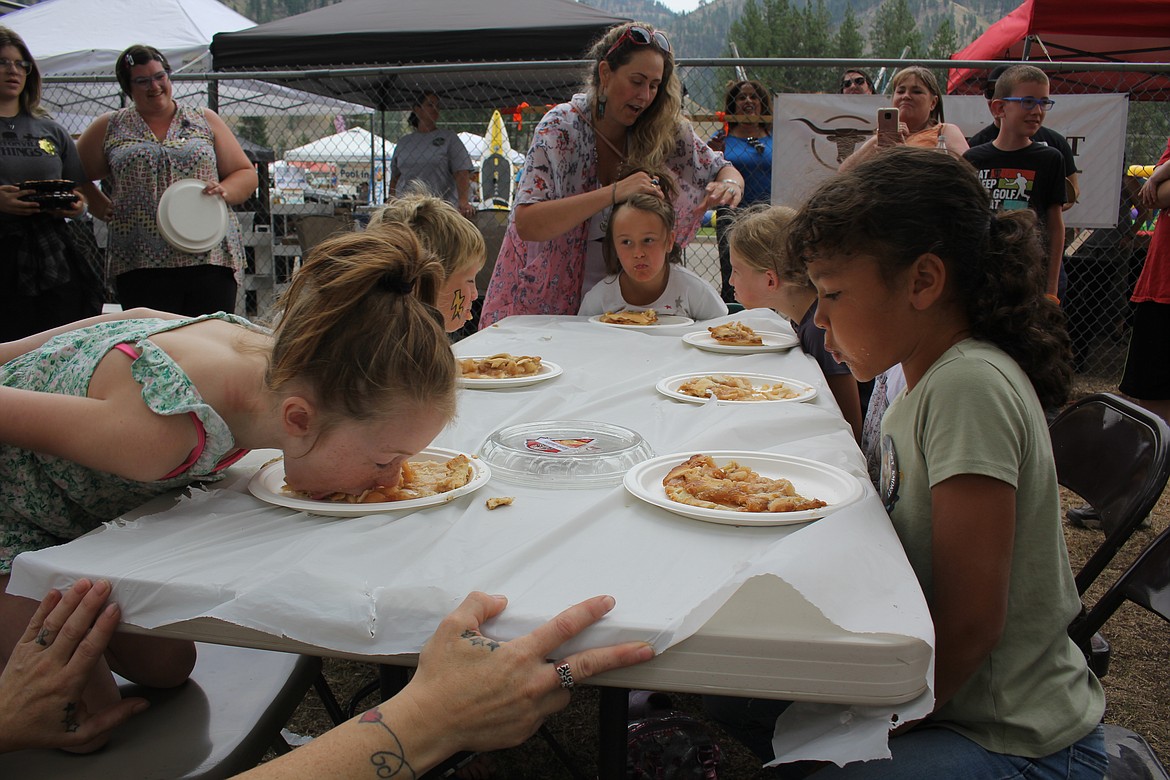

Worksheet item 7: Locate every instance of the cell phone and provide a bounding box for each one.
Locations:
[876,107,899,146]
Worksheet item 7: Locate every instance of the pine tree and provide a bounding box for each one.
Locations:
[834,5,866,59]
[870,0,923,59]
[798,0,838,92]
[726,0,772,59]
[925,16,959,86]
[798,0,834,59]
[727,0,834,93]
[927,17,959,60]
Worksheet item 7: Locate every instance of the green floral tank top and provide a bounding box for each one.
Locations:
[0,313,263,572]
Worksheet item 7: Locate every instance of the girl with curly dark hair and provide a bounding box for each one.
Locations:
[707,147,1106,778]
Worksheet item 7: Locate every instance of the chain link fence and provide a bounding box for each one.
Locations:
[50,57,1169,379]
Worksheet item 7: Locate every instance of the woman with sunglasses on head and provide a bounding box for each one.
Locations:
[839,65,968,173]
[708,79,773,302]
[480,22,742,325]
[76,45,257,316]
[0,27,101,341]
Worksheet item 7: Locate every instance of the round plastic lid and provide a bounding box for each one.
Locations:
[478,420,654,488]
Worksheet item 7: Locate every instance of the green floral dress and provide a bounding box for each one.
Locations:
[0,313,262,573]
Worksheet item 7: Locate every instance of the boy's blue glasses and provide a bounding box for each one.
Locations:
[1000,96,1055,111]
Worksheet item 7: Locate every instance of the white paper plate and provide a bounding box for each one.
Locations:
[656,372,817,404]
[683,329,799,353]
[624,451,864,526]
[589,313,695,328]
[456,358,563,389]
[157,178,229,253]
[247,447,490,517]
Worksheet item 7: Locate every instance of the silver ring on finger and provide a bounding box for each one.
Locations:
[555,662,574,689]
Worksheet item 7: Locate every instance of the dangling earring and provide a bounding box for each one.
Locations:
[598,92,607,119]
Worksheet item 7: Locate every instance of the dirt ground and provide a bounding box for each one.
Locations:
[277,376,1170,778]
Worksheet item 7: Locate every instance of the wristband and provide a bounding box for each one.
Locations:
[720,179,741,189]
[1044,293,1060,304]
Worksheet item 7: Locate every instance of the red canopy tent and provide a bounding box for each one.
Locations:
[947,0,1170,100]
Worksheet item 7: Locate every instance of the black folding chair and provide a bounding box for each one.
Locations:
[1050,393,1170,679]
[1069,526,1170,780]
[1049,393,1170,597]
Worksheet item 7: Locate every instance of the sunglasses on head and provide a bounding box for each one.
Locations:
[841,76,868,89]
[605,26,671,60]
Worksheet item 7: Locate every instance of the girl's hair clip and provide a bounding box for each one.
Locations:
[124,53,135,68]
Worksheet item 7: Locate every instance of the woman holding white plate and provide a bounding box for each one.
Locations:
[77,45,256,315]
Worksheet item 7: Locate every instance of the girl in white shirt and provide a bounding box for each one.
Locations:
[578,169,727,321]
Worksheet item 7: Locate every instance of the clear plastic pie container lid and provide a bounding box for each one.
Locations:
[478,420,654,488]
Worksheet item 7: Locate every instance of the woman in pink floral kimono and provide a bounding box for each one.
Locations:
[480,22,742,325]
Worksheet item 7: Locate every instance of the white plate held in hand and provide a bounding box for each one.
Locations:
[157,178,229,253]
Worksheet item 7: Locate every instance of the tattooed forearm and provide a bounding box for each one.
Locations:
[460,629,500,651]
[62,702,79,733]
[359,708,416,779]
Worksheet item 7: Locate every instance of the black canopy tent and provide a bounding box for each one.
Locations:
[209,0,630,111]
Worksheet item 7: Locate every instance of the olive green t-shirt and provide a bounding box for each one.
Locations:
[881,339,1104,757]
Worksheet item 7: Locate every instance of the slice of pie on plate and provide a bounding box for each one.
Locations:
[459,353,543,379]
[283,454,473,504]
[708,321,764,346]
[676,375,800,402]
[599,309,658,326]
[662,454,826,513]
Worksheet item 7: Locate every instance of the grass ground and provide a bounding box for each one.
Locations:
[275,371,1170,778]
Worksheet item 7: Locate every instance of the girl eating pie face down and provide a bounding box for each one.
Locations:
[0,224,458,748]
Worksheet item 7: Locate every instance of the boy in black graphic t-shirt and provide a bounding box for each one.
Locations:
[963,65,1066,298]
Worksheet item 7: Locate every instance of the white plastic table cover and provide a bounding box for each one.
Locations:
[9,310,934,766]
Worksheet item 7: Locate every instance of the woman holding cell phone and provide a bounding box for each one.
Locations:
[840,66,968,172]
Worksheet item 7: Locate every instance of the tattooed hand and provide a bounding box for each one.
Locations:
[0,579,148,754]
[234,593,654,780]
[401,592,655,756]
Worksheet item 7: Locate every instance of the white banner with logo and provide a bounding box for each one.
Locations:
[771,93,1128,229]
